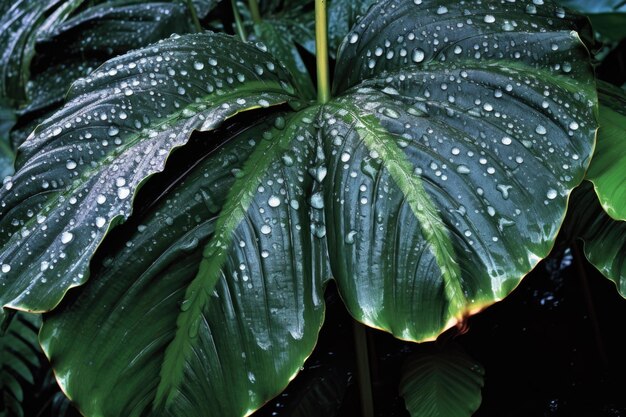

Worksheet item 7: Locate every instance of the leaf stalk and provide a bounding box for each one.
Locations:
[315,0,330,104]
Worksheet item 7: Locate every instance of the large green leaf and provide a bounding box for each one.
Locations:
[566,181,626,297]
[42,110,328,417]
[399,343,484,417]
[328,0,596,339]
[0,33,297,312]
[0,313,41,417]
[34,1,597,416]
[586,82,626,221]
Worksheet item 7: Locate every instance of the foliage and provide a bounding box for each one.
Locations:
[399,343,484,417]
[0,0,624,416]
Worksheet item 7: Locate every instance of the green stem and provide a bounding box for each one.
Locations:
[248,0,262,24]
[353,322,375,417]
[185,0,202,33]
[315,0,330,104]
[231,0,247,41]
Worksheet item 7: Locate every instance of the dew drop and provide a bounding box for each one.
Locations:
[66,159,77,170]
[1,264,10,273]
[118,187,131,200]
[108,126,119,137]
[310,192,324,209]
[193,61,204,70]
[412,48,425,63]
[268,195,281,208]
[456,165,471,174]
[546,189,558,200]
[261,224,272,235]
[61,231,74,244]
[535,125,547,135]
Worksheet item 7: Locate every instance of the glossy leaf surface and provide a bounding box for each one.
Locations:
[586,82,626,221]
[42,111,327,417]
[34,0,599,416]
[0,33,296,312]
[399,344,484,417]
[327,0,596,339]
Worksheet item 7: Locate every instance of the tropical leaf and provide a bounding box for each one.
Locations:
[328,0,596,339]
[0,33,297,312]
[42,110,328,417]
[0,313,41,417]
[31,0,598,416]
[586,82,626,221]
[566,181,626,297]
[399,343,484,417]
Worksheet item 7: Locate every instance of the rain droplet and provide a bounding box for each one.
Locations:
[310,192,324,209]
[546,189,558,200]
[268,196,281,207]
[193,61,204,70]
[118,187,130,199]
[66,159,77,170]
[456,165,471,174]
[484,14,495,23]
[412,48,425,63]
[1,264,10,273]
[108,126,119,137]
[535,125,547,135]
[261,224,272,235]
[61,231,74,244]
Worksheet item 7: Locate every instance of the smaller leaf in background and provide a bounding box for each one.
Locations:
[0,101,15,180]
[254,21,316,99]
[0,313,41,417]
[400,343,484,417]
[327,0,375,58]
[586,82,626,221]
[0,0,85,107]
[565,181,626,298]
